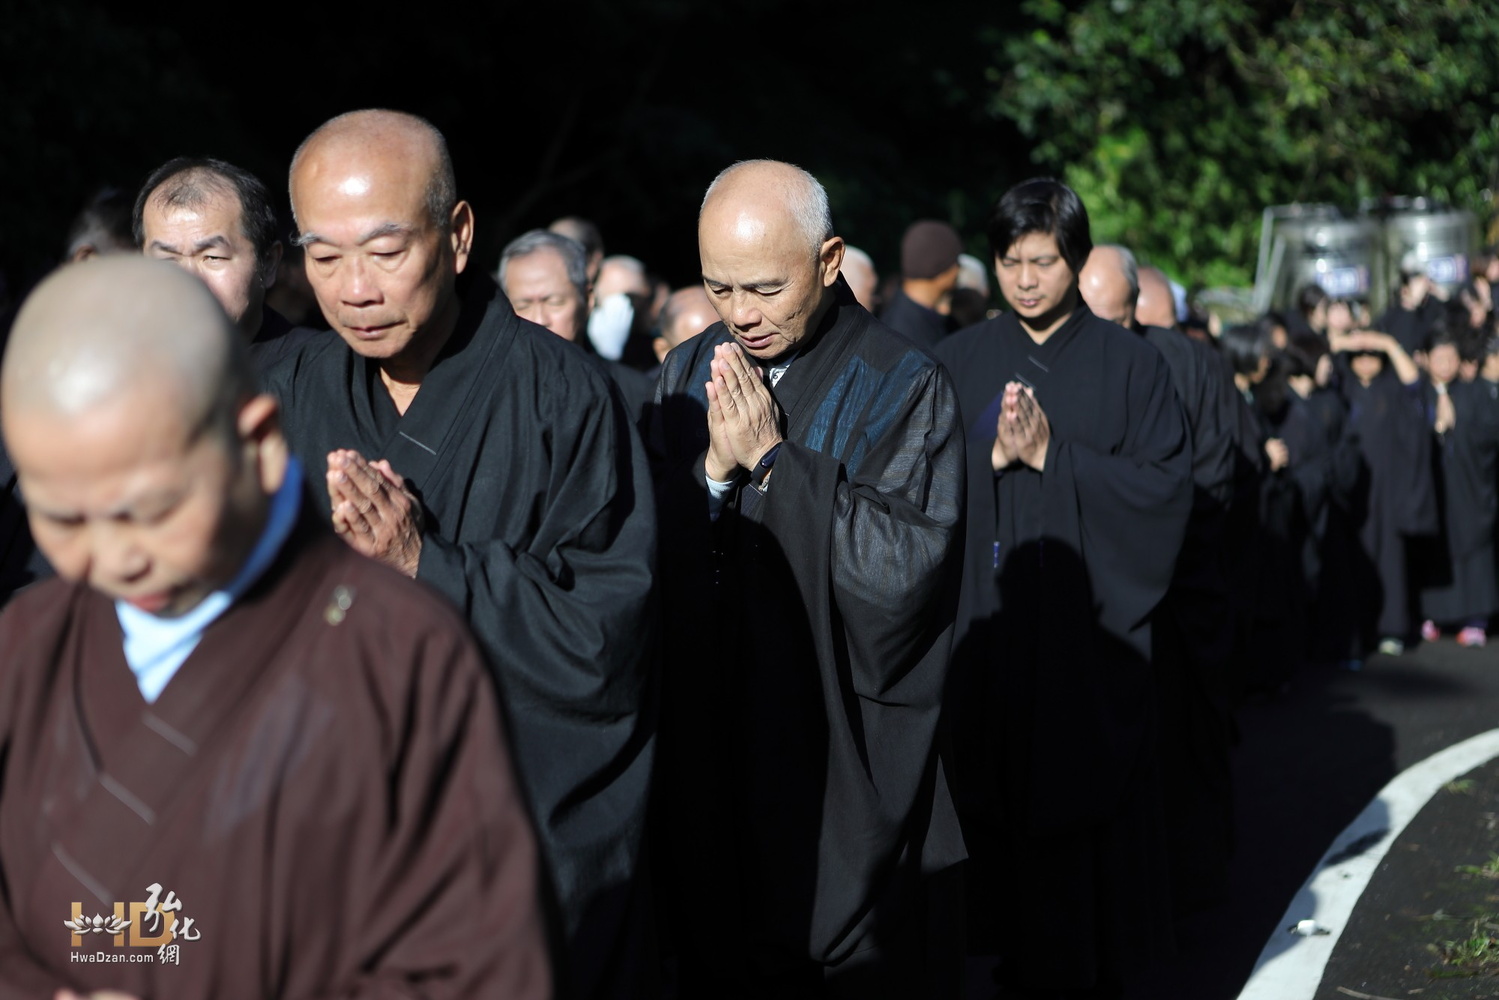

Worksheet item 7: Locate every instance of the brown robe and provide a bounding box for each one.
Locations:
[0,512,551,999]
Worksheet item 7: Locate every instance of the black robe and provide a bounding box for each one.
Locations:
[934,305,1192,993]
[0,507,551,1000]
[1136,323,1238,912]
[247,305,330,374]
[649,279,967,997]
[878,287,950,351]
[1338,365,1438,644]
[1375,297,1445,356]
[262,275,657,1000]
[1418,378,1499,624]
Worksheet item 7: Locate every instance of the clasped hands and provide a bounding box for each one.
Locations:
[704,342,783,483]
[327,449,424,577]
[991,381,1051,472]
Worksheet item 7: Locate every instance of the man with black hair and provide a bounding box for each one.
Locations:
[935,178,1192,999]
[1416,319,1499,647]
[1333,326,1434,657]
[63,187,136,263]
[135,157,323,369]
[1376,253,1448,357]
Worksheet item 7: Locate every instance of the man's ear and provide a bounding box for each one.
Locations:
[820,237,846,288]
[238,393,289,494]
[450,201,475,275]
[261,241,284,290]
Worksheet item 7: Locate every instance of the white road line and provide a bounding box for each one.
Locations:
[1237,728,1499,1000]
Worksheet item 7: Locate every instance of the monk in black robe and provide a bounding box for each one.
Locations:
[650,160,967,998]
[1417,331,1499,642]
[1333,330,1436,656]
[1080,243,1238,914]
[264,111,656,1000]
[936,181,1191,999]
[0,257,549,1000]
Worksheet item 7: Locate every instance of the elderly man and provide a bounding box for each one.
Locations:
[935,180,1192,998]
[651,284,716,366]
[0,257,548,1000]
[264,110,656,1000]
[497,229,653,421]
[135,157,323,369]
[651,159,967,997]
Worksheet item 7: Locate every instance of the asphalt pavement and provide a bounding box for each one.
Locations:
[1131,636,1499,1000]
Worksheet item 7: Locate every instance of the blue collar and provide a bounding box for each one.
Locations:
[115,457,304,703]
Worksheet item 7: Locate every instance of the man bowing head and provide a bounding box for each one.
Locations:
[651,161,967,997]
[0,258,548,1000]
[269,110,658,1000]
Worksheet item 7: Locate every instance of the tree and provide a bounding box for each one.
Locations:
[990,0,1499,288]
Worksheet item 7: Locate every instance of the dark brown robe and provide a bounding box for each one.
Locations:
[0,513,551,999]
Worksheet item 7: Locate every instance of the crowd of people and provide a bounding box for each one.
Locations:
[1,106,1497,1000]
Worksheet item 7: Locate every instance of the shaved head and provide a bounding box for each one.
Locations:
[291,109,456,233]
[2,257,285,618]
[1136,265,1177,330]
[701,160,834,256]
[4,257,250,431]
[1079,244,1139,328]
[840,245,878,311]
[288,109,474,374]
[655,285,717,362]
[697,160,844,361]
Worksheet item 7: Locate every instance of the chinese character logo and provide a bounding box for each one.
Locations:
[64,883,201,962]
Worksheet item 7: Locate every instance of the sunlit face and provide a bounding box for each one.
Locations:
[293,154,471,363]
[142,190,268,336]
[996,231,1078,336]
[699,207,842,361]
[1429,343,1461,385]
[502,247,587,342]
[7,392,275,618]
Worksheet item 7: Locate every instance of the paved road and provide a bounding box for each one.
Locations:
[1128,638,1499,999]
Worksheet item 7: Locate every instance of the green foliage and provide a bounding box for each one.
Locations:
[1427,913,1499,978]
[990,0,1499,288]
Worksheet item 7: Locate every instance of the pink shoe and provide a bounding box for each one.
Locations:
[1421,620,1440,642]
[1458,627,1487,648]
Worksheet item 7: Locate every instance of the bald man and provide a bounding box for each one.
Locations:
[838,244,879,312]
[651,284,715,366]
[650,159,967,997]
[0,257,548,1000]
[1135,263,1178,330]
[1081,243,1241,914]
[262,110,657,1000]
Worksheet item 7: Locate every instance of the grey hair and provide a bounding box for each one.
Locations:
[1098,243,1139,302]
[289,109,457,232]
[497,229,589,302]
[701,159,834,256]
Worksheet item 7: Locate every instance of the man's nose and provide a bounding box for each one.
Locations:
[729,293,762,329]
[89,523,148,585]
[340,256,380,306]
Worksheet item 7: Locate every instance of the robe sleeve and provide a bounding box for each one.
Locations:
[412,382,655,722]
[1042,349,1193,637]
[295,608,552,1000]
[741,364,965,695]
